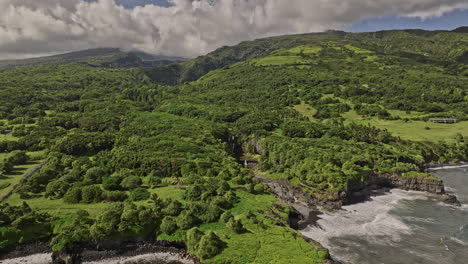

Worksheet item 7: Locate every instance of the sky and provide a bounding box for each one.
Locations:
[0,0,466,60]
[349,9,468,32]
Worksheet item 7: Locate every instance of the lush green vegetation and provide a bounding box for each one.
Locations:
[1,28,468,263]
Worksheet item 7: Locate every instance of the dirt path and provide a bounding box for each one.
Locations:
[0,161,46,202]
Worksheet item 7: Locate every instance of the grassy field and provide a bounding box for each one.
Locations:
[0,151,45,198]
[200,191,328,264]
[387,110,428,119]
[344,45,374,54]
[0,134,18,142]
[157,190,329,263]
[6,193,111,218]
[0,162,42,198]
[253,56,310,66]
[291,97,468,142]
[155,188,329,263]
[286,45,322,55]
[292,101,317,121]
[148,186,185,200]
[369,119,468,142]
[345,115,468,141]
[5,185,187,219]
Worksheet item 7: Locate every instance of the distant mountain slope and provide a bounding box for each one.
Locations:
[145,28,468,85]
[0,48,186,70]
[144,31,347,85]
[453,27,468,33]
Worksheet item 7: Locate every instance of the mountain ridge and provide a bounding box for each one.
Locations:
[143,27,468,85]
[0,48,186,70]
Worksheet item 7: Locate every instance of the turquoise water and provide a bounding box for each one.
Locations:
[302,168,468,264]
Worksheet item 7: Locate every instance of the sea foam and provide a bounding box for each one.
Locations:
[0,253,52,264]
[301,189,427,262]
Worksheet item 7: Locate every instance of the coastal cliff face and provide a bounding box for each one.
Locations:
[241,138,446,210]
[345,172,445,205]
[385,174,445,194]
[261,171,446,211]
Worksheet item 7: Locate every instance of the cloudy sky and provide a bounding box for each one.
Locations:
[0,0,467,60]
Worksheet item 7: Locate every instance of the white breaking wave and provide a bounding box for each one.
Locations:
[83,252,195,264]
[300,189,428,262]
[428,165,468,171]
[402,216,437,224]
[450,236,468,246]
[0,253,52,264]
[0,252,194,264]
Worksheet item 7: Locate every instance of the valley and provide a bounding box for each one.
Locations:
[0,28,468,263]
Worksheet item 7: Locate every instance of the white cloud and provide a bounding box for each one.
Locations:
[0,0,466,59]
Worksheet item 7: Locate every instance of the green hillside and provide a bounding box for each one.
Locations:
[0,28,467,263]
[144,28,468,85]
[0,48,185,70]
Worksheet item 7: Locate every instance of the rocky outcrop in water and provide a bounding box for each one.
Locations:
[443,194,461,207]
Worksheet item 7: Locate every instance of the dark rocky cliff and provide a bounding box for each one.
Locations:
[260,171,445,210]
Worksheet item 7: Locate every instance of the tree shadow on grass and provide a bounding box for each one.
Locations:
[6,170,23,176]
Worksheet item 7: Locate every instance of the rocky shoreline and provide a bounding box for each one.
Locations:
[0,239,199,264]
[262,164,464,229]
[2,158,462,264]
[0,241,51,261]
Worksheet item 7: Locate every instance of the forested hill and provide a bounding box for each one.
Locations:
[0,28,467,264]
[453,26,468,33]
[145,28,468,85]
[0,48,186,70]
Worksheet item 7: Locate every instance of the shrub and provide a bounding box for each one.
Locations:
[199,204,223,223]
[197,231,225,259]
[185,228,204,253]
[102,191,128,202]
[84,167,106,184]
[220,211,233,223]
[184,185,203,201]
[120,176,142,190]
[0,160,14,174]
[63,188,82,204]
[102,176,122,191]
[8,151,29,165]
[254,183,266,194]
[45,180,70,199]
[227,218,247,234]
[163,200,183,216]
[160,216,177,235]
[81,185,103,204]
[177,210,199,230]
[128,188,150,201]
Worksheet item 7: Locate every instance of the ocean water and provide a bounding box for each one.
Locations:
[301,168,468,264]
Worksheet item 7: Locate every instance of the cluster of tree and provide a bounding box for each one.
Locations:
[354,104,391,119]
[0,203,52,249]
[186,228,226,259]
[0,141,27,153]
[0,151,29,175]
[53,132,114,156]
